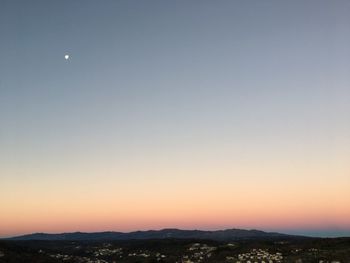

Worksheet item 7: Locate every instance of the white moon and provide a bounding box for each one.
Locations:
[64,54,70,60]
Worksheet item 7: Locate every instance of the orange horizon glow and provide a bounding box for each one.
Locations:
[1,150,349,237]
[1,162,349,237]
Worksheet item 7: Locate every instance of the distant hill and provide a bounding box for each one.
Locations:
[8,228,300,241]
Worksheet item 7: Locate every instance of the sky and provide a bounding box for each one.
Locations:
[0,0,349,238]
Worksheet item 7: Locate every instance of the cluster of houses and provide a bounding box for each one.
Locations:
[93,247,122,257]
[127,251,166,260]
[50,253,112,263]
[226,248,283,263]
[181,243,217,263]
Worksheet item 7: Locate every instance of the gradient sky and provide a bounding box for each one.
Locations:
[0,0,349,238]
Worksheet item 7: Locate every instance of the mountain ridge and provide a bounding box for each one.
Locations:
[7,228,302,241]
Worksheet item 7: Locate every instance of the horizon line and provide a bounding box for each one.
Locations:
[3,227,350,239]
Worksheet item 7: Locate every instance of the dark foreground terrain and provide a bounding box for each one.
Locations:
[1,237,350,263]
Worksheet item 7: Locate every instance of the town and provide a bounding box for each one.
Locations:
[0,237,349,263]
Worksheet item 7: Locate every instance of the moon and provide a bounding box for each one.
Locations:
[64,54,70,60]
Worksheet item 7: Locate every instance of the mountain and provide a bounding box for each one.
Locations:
[8,228,298,241]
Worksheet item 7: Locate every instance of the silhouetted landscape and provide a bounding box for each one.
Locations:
[8,229,292,241]
[1,229,350,263]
